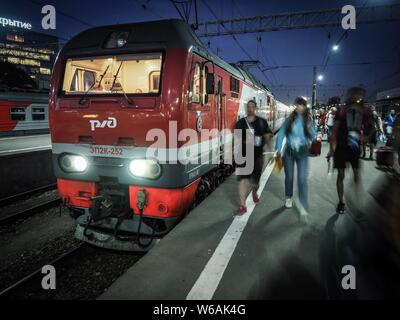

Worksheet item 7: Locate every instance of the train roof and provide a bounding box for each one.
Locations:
[0,89,49,102]
[62,19,271,94]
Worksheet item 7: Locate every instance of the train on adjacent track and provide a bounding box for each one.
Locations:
[0,90,49,136]
[49,19,291,251]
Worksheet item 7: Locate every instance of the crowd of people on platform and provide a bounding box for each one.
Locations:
[234,87,399,220]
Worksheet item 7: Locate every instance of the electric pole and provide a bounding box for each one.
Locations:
[312,66,317,109]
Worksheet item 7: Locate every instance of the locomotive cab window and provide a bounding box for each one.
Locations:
[10,107,26,121]
[190,63,201,104]
[149,71,160,93]
[70,69,96,92]
[62,53,163,95]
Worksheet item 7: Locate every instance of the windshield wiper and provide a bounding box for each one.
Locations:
[97,65,110,89]
[110,61,123,92]
[109,61,134,105]
[118,83,134,105]
[79,65,110,105]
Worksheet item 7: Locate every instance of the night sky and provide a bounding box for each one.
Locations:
[2,0,400,105]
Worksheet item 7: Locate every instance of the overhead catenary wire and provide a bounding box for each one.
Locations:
[200,0,275,88]
[231,0,278,86]
[320,0,370,74]
[133,0,165,19]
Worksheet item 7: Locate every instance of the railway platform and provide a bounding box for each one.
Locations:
[100,143,386,300]
[0,134,51,156]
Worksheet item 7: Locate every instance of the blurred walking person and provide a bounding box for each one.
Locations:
[235,100,273,215]
[361,105,383,160]
[327,87,374,214]
[384,109,396,137]
[325,107,337,142]
[275,97,316,223]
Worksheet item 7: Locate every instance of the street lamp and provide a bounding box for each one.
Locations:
[332,44,339,51]
[317,74,324,81]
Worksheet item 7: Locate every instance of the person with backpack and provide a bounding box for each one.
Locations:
[235,100,273,215]
[327,87,374,214]
[274,97,316,223]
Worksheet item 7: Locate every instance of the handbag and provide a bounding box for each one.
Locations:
[244,117,263,147]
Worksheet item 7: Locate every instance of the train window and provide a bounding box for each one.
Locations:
[62,53,163,95]
[10,107,26,121]
[70,69,79,92]
[84,71,96,91]
[203,65,209,105]
[149,71,160,93]
[32,107,46,121]
[70,69,96,92]
[230,76,239,98]
[190,63,201,104]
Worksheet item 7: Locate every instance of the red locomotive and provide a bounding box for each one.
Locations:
[49,19,290,251]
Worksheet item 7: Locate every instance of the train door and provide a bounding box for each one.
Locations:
[216,75,225,162]
[217,76,224,131]
[271,97,276,130]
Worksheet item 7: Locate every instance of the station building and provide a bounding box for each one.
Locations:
[0,17,59,90]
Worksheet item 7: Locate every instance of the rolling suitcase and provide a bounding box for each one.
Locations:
[309,134,322,156]
[375,146,394,168]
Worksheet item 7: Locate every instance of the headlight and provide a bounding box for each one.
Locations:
[129,159,161,179]
[59,154,88,173]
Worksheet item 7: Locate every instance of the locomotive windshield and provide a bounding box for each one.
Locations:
[61,53,162,95]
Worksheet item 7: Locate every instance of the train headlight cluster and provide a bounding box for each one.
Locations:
[59,154,88,173]
[129,159,161,179]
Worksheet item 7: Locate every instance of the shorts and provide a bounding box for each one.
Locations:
[368,130,377,144]
[236,155,264,184]
[333,146,360,169]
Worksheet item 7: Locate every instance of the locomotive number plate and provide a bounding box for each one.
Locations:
[89,146,123,156]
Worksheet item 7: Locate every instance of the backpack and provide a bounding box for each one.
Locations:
[341,105,372,150]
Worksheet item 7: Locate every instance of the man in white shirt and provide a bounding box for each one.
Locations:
[325,107,336,142]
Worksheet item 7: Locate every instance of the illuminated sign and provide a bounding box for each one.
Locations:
[0,17,32,30]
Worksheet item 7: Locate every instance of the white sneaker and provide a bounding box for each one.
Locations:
[285,198,293,208]
[299,212,309,224]
[296,202,309,224]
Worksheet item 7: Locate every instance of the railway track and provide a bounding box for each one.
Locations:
[0,193,60,225]
[0,243,85,298]
[0,183,57,207]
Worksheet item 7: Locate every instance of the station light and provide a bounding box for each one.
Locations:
[59,154,88,173]
[129,159,161,179]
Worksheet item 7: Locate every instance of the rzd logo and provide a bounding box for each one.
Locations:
[89,117,117,131]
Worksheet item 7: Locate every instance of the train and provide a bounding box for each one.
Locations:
[49,19,291,251]
[0,90,49,136]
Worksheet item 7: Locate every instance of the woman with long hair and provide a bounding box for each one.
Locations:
[275,97,316,223]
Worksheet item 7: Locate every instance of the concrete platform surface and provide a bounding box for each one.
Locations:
[0,134,51,156]
[100,144,382,300]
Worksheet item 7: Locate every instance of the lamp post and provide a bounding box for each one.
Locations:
[312,66,323,109]
[312,66,317,109]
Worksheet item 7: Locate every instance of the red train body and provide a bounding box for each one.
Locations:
[49,20,290,251]
[0,91,48,136]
